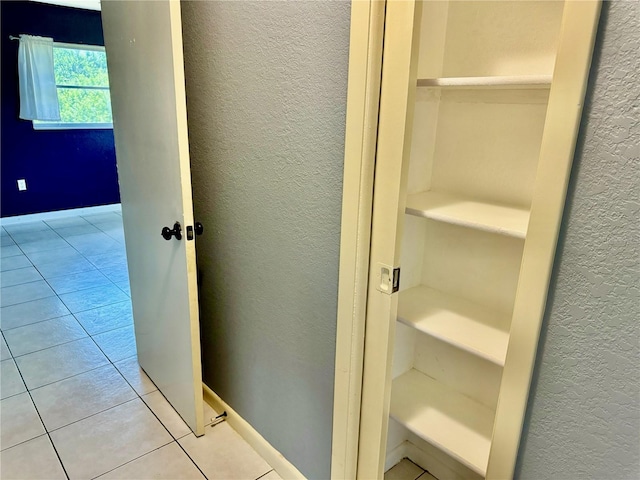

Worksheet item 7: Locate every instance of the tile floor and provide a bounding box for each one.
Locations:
[384,459,436,480]
[1,208,280,479]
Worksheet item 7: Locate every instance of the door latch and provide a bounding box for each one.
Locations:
[376,263,400,294]
[186,222,204,241]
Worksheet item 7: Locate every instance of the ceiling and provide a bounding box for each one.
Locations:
[31,0,101,11]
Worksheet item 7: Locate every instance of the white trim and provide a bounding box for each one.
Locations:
[331,1,385,479]
[54,41,105,52]
[356,1,423,477]
[33,122,113,130]
[403,441,475,480]
[384,441,473,479]
[202,384,306,480]
[486,2,603,478]
[0,203,121,226]
[385,442,409,472]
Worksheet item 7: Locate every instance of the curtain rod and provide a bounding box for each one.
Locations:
[8,36,104,51]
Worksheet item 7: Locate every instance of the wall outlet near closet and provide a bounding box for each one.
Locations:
[17,179,27,191]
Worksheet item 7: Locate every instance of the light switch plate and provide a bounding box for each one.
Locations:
[17,179,27,191]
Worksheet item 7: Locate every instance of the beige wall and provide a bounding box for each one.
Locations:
[180,2,351,478]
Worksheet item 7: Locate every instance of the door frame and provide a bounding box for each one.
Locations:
[331,1,385,478]
[105,0,385,468]
[332,1,603,479]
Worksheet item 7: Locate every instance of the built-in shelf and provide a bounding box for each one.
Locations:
[398,285,510,366]
[405,191,530,239]
[390,369,494,477]
[417,75,552,89]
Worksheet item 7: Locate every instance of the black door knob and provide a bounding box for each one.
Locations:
[195,222,204,235]
[161,222,182,241]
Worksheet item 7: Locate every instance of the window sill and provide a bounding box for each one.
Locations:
[32,122,113,130]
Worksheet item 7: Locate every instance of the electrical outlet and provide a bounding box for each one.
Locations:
[17,179,27,191]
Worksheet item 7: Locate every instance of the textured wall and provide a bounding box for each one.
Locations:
[180,2,350,479]
[0,1,119,218]
[517,2,639,478]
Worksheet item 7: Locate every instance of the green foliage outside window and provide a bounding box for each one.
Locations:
[53,47,113,124]
[56,87,112,124]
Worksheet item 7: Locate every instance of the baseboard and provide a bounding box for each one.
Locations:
[403,437,481,480]
[202,383,306,480]
[385,441,409,472]
[0,203,122,226]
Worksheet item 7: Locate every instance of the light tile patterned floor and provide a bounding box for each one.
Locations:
[0,209,280,479]
[385,458,437,480]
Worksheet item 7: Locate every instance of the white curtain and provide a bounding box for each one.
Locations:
[18,35,61,121]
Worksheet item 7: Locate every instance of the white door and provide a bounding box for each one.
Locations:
[101,0,204,436]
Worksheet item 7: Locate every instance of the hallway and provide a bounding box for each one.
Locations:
[0,208,279,479]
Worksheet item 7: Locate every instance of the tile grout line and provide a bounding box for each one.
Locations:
[5,319,134,355]
[3,233,73,314]
[88,439,177,480]
[22,227,130,323]
[2,213,216,479]
[45,397,140,435]
[135,386,212,480]
[5,224,146,479]
[92,337,212,480]
[1,330,11,354]
[7,221,134,375]
[255,469,276,480]
[47,287,206,480]
[136,402,210,480]
[2,235,130,327]
[0,282,57,307]
[7,335,93,360]
[7,339,71,480]
[2,311,74,333]
[14,359,112,398]
[80,328,211,480]
[0,290,131,335]
[0,266,47,289]
[7,260,135,392]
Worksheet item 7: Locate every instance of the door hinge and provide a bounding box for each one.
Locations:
[376,263,400,295]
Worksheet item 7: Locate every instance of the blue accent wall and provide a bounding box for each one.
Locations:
[1,1,119,218]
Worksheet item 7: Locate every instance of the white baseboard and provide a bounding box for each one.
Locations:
[385,441,409,472]
[402,437,480,480]
[1,204,122,226]
[202,383,306,480]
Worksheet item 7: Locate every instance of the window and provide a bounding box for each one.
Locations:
[33,43,113,130]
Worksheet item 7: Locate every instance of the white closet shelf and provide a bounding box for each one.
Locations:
[417,75,552,89]
[398,285,510,366]
[405,191,530,239]
[391,369,494,477]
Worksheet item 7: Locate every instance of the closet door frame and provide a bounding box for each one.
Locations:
[487,2,601,477]
[331,1,386,479]
[351,1,422,478]
[335,0,603,479]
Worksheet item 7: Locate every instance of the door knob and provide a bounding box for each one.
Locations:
[161,222,182,241]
